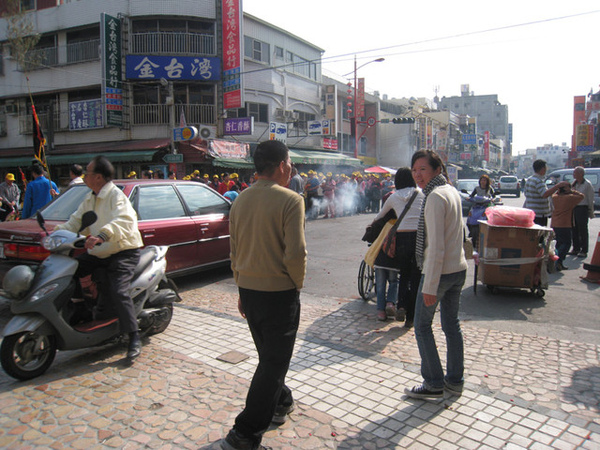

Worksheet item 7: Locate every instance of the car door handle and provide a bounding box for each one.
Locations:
[199,223,210,233]
[143,229,156,238]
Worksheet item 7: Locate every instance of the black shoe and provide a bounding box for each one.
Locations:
[272,401,294,424]
[395,307,406,322]
[567,250,580,256]
[221,429,270,450]
[404,319,413,329]
[556,261,568,271]
[127,333,142,360]
[404,384,443,399]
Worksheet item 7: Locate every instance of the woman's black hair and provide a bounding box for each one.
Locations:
[394,167,416,190]
[410,149,449,182]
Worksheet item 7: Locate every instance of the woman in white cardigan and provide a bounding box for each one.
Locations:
[404,150,468,400]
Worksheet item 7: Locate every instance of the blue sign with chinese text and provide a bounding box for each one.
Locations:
[224,117,254,136]
[462,134,477,145]
[126,55,221,81]
[69,99,103,130]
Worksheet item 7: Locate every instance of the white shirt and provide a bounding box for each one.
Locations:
[374,187,424,231]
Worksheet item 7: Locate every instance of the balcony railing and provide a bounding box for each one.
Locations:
[21,47,58,71]
[18,111,64,134]
[132,104,216,126]
[20,39,100,71]
[130,32,216,55]
[66,39,101,64]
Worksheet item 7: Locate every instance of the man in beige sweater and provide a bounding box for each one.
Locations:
[222,140,307,450]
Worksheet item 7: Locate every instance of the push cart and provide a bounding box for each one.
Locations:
[473,221,554,297]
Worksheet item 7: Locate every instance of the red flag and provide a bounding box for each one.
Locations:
[32,105,46,168]
[18,167,27,187]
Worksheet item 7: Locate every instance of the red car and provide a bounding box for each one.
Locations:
[0,179,231,278]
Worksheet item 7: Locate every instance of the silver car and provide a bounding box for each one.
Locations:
[497,175,521,197]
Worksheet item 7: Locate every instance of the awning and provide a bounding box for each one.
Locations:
[0,156,39,168]
[211,157,255,169]
[47,150,157,165]
[289,149,363,167]
[0,138,169,168]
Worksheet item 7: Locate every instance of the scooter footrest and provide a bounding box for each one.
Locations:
[74,318,118,332]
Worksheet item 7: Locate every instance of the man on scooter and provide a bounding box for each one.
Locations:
[53,156,144,360]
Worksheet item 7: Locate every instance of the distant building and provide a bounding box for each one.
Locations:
[438,84,511,170]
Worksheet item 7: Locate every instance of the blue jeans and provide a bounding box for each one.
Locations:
[553,227,571,263]
[414,270,466,390]
[376,268,398,311]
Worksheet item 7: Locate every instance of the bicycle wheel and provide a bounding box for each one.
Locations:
[358,260,375,300]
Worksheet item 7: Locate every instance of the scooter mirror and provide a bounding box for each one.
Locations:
[78,211,98,234]
[36,212,48,236]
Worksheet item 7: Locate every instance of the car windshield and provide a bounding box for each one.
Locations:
[501,176,517,182]
[455,180,479,193]
[40,185,92,220]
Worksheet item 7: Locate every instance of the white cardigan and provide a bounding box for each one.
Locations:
[422,184,468,296]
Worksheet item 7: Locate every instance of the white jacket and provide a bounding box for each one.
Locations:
[54,182,143,258]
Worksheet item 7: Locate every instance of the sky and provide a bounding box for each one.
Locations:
[243,0,600,155]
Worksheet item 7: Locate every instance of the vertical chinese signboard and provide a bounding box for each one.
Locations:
[101,13,123,127]
[324,85,337,135]
[483,131,490,162]
[222,0,243,109]
[356,78,365,119]
[576,124,595,152]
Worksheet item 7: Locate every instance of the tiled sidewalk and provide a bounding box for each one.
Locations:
[0,285,598,449]
[172,286,599,449]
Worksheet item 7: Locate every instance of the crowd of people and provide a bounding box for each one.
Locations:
[157,167,397,215]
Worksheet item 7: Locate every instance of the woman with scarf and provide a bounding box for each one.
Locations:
[405,150,468,400]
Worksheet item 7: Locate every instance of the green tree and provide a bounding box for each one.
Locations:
[2,0,41,72]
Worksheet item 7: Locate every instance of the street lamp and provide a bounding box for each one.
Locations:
[345,56,385,159]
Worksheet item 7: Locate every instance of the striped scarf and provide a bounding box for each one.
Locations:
[415,174,448,269]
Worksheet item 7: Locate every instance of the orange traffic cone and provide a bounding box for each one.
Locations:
[581,232,600,284]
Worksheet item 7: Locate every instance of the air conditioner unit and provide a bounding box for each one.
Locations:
[4,104,17,115]
[275,108,285,119]
[283,110,298,120]
[198,124,217,140]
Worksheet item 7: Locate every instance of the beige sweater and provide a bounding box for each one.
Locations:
[229,179,307,291]
[422,184,468,295]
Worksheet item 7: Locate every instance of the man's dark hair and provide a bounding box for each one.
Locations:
[70,164,83,177]
[532,159,546,173]
[395,167,416,190]
[253,140,289,176]
[31,164,44,176]
[91,156,115,181]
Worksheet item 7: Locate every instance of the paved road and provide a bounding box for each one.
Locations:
[179,194,600,345]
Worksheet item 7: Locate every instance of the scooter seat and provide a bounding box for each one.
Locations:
[74,317,118,332]
[133,247,157,280]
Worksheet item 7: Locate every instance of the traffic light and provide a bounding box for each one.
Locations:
[392,117,415,124]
